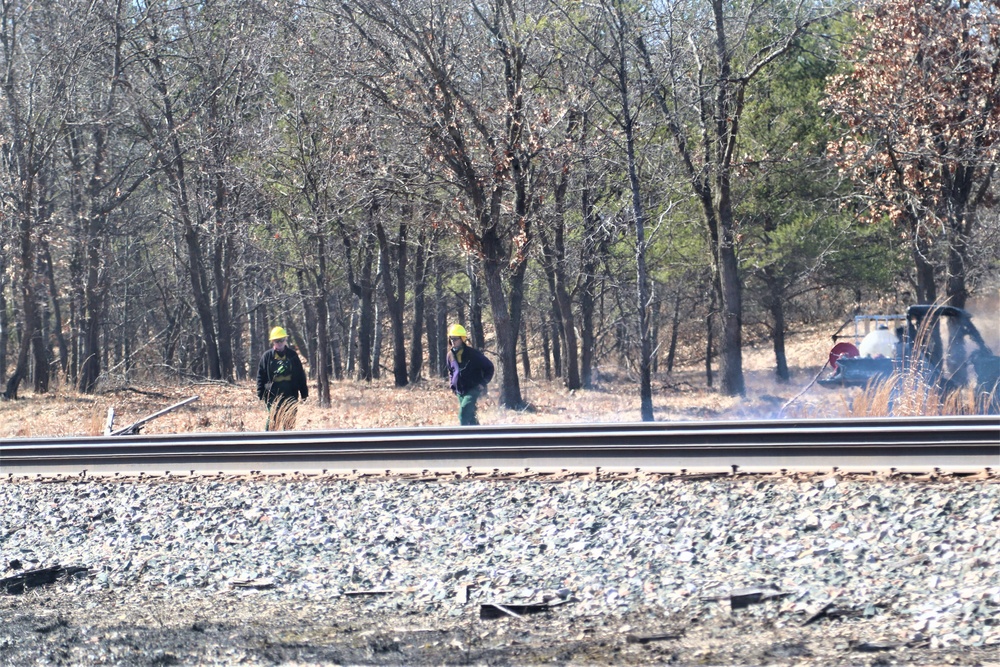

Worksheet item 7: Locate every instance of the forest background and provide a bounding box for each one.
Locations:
[1,0,998,422]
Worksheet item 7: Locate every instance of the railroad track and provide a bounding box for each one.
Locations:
[3,416,997,478]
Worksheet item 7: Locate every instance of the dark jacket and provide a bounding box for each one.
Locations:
[256,346,309,404]
[447,345,495,396]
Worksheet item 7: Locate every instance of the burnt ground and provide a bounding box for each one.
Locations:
[2,585,998,666]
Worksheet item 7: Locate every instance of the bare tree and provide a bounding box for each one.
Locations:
[69,1,157,393]
[1,1,151,396]
[374,206,409,386]
[129,0,275,383]
[1,1,62,398]
[826,0,1000,310]
[264,26,358,405]
[538,106,584,391]
[336,0,555,409]
[632,0,839,396]
[546,0,665,417]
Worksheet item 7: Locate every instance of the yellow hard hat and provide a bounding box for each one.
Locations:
[269,326,289,340]
[448,324,467,339]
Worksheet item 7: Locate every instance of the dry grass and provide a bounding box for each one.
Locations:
[847,369,999,417]
[0,321,989,439]
[0,373,832,439]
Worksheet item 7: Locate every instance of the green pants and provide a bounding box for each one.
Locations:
[457,389,482,426]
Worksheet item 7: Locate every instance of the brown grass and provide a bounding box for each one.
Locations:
[0,322,988,439]
[847,373,994,417]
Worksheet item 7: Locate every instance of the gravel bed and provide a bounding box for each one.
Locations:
[2,474,999,665]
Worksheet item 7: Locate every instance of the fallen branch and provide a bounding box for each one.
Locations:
[110,396,200,436]
[778,361,829,416]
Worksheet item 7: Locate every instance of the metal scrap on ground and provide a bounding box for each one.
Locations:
[701,585,792,610]
[626,633,684,644]
[107,396,199,436]
[479,597,575,620]
[0,565,89,594]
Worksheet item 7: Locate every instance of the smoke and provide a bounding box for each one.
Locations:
[967,290,1000,352]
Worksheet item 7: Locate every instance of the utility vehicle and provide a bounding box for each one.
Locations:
[818,305,999,413]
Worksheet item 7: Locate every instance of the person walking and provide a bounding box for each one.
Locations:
[446,324,494,426]
[256,326,309,431]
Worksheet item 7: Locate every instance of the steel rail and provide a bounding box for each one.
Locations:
[2,416,997,476]
[6,415,998,448]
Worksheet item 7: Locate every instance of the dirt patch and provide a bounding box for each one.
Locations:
[2,587,996,665]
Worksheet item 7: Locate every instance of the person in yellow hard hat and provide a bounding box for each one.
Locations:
[256,326,309,430]
[446,324,494,425]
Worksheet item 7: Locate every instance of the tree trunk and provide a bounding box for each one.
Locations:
[39,240,68,375]
[579,266,598,389]
[945,221,970,311]
[298,270,318,376]
[409,227,427,383]
[5,211,40,400]
[424,252,441,378]
[651,295,660,375]
[78,195,112,393]
[541,312,552,380]
[714,173,746,395]
[328,293,344,381]
[5,191,43,400]
[183,223,223,380]
[211,171,236,382]
[945,212,973,386]
[375,217,408,387]
[4,323,32,401]
[314,239,331,407]
[433,260,447,378]
[621,82,654,420]
[578,112,602,389]
[706,288,716,388]
[230,280,247,381]
[357,246,375,381]
[371,299,382,380]
[346,295,359,377]
[766,273,790,382]
[468,257,485,348]
[0,261,8,384]
[152,50,223,381]
[212,237,236,382]
[540,237,562,374]
[520,319,531,380]
[540,229,580,389]
[913,233,937,304]
[32,297,50,394]
[345,220,378,382]
[481,247,523,409]
[666,291,681,374]
[78,280,101,393]
[550,305,562,378]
